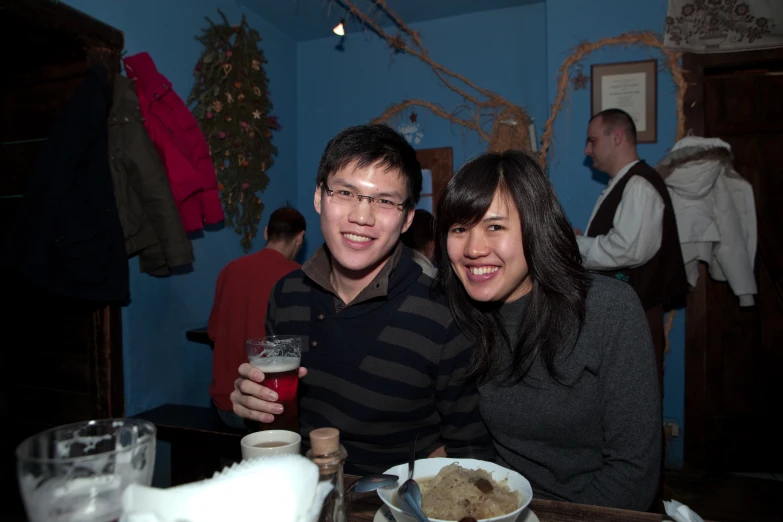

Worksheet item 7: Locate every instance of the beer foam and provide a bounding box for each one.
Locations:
[248,356,299,373]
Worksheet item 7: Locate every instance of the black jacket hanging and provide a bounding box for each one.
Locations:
[4,65,129,304]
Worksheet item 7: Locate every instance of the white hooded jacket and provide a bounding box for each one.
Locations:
[656,137,757,306]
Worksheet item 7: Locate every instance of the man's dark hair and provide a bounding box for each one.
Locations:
[266,206,306,242]
[401,209,435,251]
[590,108,637,145]
[316,124,423,207]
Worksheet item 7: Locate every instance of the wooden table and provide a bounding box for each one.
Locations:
[344,476,673,522]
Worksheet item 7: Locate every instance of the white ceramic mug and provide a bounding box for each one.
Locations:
[240,429,301,460]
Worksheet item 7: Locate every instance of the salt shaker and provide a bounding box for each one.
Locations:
[307,427,348,522]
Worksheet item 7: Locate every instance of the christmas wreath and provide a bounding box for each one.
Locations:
[188,10,280,252]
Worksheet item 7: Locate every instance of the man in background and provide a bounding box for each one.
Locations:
[209,206,306,428]
[577,108,687,390]
[401,208,437,277]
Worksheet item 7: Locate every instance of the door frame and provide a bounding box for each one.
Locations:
[682,47,783,471]
[92,305,125,418]
[415,147,453,211]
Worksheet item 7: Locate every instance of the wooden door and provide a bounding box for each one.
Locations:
[683,50,783,472]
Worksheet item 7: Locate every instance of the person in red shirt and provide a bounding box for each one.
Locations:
[208,206,306,427]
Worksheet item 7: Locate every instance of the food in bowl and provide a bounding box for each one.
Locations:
[414,463,520,520]
[378,457,532,522]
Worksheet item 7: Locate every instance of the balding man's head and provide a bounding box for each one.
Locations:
[584,109,640,177]
[590,109,637,145]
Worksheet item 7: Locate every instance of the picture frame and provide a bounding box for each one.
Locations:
[591,59,657,143]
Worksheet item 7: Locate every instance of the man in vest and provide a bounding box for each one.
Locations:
[575,109,688,392]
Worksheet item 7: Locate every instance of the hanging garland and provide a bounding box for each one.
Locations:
[188,10,280,252]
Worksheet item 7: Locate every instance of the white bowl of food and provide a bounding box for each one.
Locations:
[377,458,532,522]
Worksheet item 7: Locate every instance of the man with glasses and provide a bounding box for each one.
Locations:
[230,124,493,474]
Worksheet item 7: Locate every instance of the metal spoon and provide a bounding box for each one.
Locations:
[344,473,398,494]
[398,435,429,522]
[399,480,429,522]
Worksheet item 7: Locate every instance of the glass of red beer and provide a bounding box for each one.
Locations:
[246,335,302,432]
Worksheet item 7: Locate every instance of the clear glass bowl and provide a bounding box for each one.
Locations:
[16,418,156,522]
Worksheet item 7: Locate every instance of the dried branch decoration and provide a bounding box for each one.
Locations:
[343,0,533,154]
[343,3,687,181]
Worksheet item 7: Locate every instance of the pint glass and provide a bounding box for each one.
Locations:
[246,335,302,432]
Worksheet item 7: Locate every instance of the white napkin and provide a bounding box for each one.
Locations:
[663,499,705,522]
[120,454,333,522]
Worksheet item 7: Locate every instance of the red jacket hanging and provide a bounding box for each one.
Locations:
[123,52,224,232]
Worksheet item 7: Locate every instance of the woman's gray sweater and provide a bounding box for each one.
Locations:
[478,275,662,511]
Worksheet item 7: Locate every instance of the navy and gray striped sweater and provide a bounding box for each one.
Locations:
[265,246,495,475]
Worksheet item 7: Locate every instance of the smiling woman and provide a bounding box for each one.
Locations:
[436,150,586,382]
[434,150,663,511]
[446,191,531,304]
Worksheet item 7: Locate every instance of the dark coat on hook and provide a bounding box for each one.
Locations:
[3,65,129,304]
[109,74,193,276]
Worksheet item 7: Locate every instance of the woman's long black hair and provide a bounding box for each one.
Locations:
[435,150,590,384]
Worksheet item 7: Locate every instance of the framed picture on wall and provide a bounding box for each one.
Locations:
[591,59,657,143]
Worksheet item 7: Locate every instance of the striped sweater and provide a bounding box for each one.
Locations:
[265,244,495,475]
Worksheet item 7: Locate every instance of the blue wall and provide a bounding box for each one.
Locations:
[545,0,685,467]
[63,0,299,416]
[295,2,550,256]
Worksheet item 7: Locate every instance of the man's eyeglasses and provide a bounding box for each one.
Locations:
[322,183,408,213]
